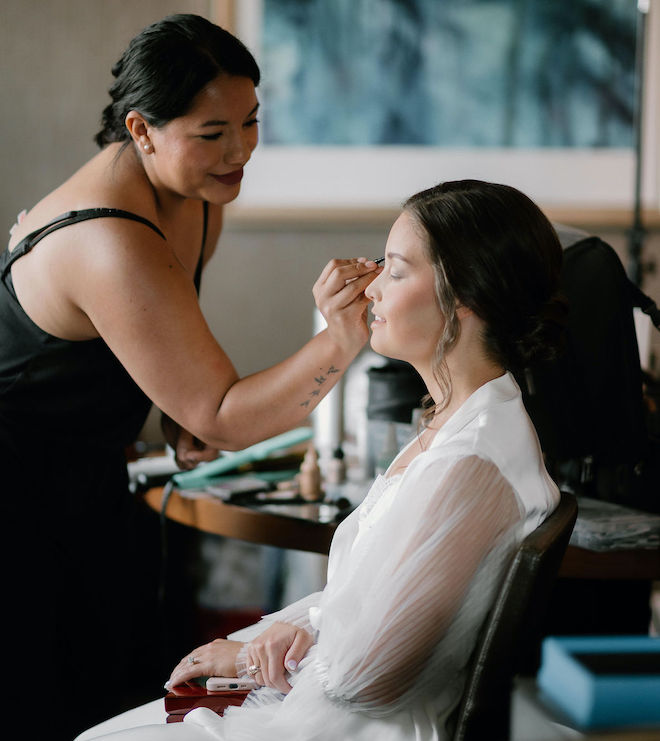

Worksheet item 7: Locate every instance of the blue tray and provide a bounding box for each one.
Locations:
[537,635,660,730]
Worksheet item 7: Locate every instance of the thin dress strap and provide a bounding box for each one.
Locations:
[193,201,209,293]
[1,208,166,281]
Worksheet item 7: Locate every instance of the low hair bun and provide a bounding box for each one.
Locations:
[514,292,569,367]
[95,101,124,147]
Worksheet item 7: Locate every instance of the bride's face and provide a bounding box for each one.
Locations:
[365,212,445,371]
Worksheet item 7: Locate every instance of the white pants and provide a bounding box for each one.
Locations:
[74,699,214,740]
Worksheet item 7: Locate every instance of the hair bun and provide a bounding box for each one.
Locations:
[516,292,568,367]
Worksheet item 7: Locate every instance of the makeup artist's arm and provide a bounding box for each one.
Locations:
[159,205,224,467]
[72,217,378,451]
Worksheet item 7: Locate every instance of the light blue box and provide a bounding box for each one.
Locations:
[537,636,660,730]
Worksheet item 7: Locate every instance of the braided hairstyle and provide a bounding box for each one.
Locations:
[95,14,260,148]
[404,180,567,410]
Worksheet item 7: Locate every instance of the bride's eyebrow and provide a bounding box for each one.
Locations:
[386,252,412,264]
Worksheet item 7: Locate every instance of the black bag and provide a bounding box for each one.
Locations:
[516,226,660,513]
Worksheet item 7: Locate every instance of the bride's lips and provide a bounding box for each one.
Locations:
[370,313,385,330]
[211,168,244,186]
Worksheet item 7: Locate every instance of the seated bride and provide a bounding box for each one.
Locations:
[78,179,565,741]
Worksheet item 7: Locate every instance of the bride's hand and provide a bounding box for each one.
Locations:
[244,621,315,694]
[165,639,244,689]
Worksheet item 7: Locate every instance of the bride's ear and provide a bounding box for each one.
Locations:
[455,303,473,320]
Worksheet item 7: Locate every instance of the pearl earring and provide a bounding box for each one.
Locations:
[143,143,152,153]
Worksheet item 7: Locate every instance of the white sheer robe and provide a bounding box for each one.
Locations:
[80,372,558,741]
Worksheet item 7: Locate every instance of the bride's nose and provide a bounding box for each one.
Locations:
[364,272,382,302]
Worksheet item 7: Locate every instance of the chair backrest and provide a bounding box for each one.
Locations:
[452,490,578,741]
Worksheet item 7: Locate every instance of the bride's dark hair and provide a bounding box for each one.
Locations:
[404,179,567,415]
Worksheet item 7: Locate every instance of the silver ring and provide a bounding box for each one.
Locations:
[247,664,260,676]
[187,656,200,665]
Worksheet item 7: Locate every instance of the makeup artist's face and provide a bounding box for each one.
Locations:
[365,212,445,371]
[145,73,259,204]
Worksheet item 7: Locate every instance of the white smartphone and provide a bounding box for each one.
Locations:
[205,676,258,692]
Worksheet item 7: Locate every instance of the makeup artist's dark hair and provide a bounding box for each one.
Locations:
[95,14,260,147]
[404,179,567,409]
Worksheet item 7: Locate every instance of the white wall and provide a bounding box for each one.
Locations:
[0,0,211,233]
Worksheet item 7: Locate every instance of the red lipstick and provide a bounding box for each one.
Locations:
[212,168,244,186]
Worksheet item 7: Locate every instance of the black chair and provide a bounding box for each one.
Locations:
[452,490,578,741]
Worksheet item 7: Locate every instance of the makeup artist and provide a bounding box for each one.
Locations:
[0,14,378,741]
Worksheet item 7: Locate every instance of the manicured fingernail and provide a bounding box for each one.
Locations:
[164,682,171,689]
[286,659,298,671]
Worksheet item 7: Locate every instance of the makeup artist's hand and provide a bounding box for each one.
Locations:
[313,258,381,352]
[174,428,220,469]
[161,415,220,469]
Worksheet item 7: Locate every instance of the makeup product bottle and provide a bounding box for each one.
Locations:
[299,443,323,501]
[325,446,346,485]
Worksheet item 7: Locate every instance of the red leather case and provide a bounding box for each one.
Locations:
[165,684,250,721]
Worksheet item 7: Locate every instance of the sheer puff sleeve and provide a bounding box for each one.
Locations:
[314,452,524,716]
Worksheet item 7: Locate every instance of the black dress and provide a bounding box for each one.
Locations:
[0,206,207,739]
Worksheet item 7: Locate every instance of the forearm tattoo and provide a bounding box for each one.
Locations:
[300,365,341,408]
